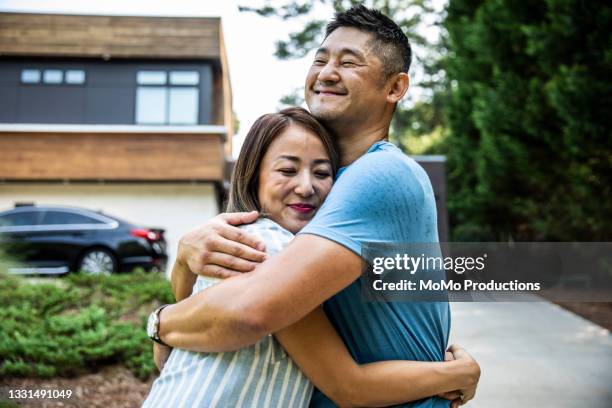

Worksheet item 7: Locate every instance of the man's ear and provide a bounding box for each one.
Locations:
[386,72,409,104]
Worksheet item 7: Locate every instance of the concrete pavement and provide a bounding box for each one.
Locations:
[449,301,612,407]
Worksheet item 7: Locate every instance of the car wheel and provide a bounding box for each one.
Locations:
[78,248,117,275]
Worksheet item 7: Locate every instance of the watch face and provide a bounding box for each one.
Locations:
[146,311,157,338]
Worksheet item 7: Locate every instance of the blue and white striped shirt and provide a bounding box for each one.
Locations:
[143,218,313,408]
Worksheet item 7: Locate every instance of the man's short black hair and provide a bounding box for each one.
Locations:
[325,5,412,79]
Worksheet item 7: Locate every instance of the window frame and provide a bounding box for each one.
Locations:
[135,69,200,125]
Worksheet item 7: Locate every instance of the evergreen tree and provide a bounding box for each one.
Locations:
[445,0,612,240]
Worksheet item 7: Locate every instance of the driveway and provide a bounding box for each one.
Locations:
[449,301,612,407]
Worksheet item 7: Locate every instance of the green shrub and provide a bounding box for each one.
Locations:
[0,270,174,380]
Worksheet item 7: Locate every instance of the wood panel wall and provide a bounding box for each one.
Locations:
[0,13,221,59]
[0,132,224,181]
[219,26,234,157]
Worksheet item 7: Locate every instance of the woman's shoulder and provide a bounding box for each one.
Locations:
[239,217,294,255]
[239,217,292,235]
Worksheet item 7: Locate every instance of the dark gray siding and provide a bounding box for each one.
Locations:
[0,59,214,125]
[0,63,19,122]
[19,85,86,123]
[84,63,136,124]
[0,85,18,122]
[85,87,135,124]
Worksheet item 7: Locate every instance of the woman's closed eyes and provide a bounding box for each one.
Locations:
[276,166,332,179]
[314,170,332,179]
[278,168,297,176]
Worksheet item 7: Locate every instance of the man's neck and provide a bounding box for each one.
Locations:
[333,123,390,167]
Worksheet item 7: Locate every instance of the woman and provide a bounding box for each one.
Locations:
[143,107,479,408]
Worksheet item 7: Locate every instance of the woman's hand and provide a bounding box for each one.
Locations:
[153,343,172,372]
[437,350,463,406]
[438,344,481,407]
[175,211,267,280]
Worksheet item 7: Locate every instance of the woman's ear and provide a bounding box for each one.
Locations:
[386,72,409,104]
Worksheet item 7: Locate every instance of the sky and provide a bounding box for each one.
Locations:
[0,0,443,157]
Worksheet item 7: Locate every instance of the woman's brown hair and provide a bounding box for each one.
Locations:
[226,107,339,213]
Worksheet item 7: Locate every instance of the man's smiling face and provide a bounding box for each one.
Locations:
[305,26,388,127]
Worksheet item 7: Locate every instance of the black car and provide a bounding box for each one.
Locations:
[0,204,167,275]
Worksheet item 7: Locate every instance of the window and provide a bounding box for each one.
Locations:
[65,70,86,84]
[41,211,104,225]
[135,70,199,125]
[43,70,63,84]
[170,71,199,85]
[137,71,167,85]
[0,211,41,227]
[20,69,86,85]
[21,69,41,83]
[136,87,168,125]
[169,88,199,124]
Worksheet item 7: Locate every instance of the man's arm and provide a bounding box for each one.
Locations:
[159,234,361,352]
[275,307,480,407]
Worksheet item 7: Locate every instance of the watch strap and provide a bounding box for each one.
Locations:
[151,304,170,347]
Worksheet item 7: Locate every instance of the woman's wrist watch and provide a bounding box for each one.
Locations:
[147,304,170,346]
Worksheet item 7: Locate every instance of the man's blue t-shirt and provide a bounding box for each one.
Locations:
[299,141,451,408]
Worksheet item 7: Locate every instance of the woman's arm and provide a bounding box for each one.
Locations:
[153,342,172,372]
[171,259,197,301]
[275,307,480,407]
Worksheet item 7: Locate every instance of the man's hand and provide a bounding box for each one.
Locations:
[176,211,267,280]
[438,344,481,407]
[153,343,172,372]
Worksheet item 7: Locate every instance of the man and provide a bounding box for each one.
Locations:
[150,6,477,407]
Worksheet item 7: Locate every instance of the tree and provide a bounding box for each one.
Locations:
[445,0,612,241]
[239,0,448,149]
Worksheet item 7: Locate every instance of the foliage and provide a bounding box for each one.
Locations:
[444,0,612,241]
[391,90,449,153]
[0,270,174,380]
[278,87,306,110]
[239,0,448,148]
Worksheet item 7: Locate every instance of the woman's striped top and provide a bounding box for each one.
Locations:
[142,218,313,408]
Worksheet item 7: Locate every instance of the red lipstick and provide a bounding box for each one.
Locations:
[288,204,315,214]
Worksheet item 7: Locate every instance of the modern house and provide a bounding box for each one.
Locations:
[0,12,234,272]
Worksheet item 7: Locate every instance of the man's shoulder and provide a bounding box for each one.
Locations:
[340,142,431,192]
[300,142,438,252]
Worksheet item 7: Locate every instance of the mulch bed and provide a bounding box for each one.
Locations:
[1,366,156,408]
[553,301,612,331]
